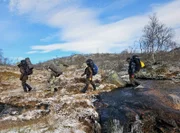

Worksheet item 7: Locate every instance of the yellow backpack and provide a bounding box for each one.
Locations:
[140,61,145,68]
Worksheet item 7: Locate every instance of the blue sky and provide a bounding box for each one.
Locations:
[0,0,180,64]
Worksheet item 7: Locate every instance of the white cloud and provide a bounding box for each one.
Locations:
[9,0,63,14]
[174,28,180,45]
[153,1,180,27]
[9,0,180,54]
[100,0,136,11]
[40,33,59,42]
[26,51,39,54]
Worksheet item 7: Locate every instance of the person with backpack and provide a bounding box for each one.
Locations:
[46,63,63,91]
[126,55,141,87]
[81,59,97,93]
[18,58,33,92]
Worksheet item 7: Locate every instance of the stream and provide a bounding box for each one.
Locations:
[94,80,180,133]
[0,103,23,117]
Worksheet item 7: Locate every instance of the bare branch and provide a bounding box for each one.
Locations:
[139,14,176,62]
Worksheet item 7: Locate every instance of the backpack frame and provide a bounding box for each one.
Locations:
[18,58,33,75]
[86,59,98,75]
[132,55,141,72]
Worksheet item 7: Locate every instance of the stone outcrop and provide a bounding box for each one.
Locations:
[136,64,180,81]
[0,65,125,133]
[95,80,180,133]
[0,60,180,133]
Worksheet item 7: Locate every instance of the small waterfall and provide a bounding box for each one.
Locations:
[105,115,143,133]
[106,119,124,133]
[130,114,143,133]
[0,103,22,117]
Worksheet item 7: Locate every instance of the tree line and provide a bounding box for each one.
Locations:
[0,49,13,65]
[139,14,179,63]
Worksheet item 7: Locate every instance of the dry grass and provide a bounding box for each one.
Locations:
[155,65,168,75]
[0,71,19,82]
[0,116,49,131]
[165,71,179,78]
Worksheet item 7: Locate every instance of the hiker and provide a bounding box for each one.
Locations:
[126,56,141,87]
[46,63,63,91]
[18,58,33,92]
[81,59,97,93]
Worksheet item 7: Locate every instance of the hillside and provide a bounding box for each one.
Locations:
[0,52,180,133]
[35,48,180,71]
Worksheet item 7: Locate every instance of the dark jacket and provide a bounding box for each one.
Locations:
[128,59,136,75]
[20,66,28,81]
[82,66,93,79]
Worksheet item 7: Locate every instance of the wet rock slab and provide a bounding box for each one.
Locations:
[94,81,180,133]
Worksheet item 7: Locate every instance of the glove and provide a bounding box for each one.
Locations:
[131,74,134,78]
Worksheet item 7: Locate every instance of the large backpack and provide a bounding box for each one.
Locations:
[86,59,98,75]
[18,58,33,75]
[132,55,141,72]
[48,63,63,77]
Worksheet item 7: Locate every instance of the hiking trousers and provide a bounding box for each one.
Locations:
[129,73,140,87]
[21,75,32,92]
[81,78,96,93]
[46,71,60,91]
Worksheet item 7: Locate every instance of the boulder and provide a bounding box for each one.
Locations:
[104,71,126,87]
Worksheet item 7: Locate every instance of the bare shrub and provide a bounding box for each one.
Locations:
[139,14,177,63]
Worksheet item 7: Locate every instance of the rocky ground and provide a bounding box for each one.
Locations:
[0,64,125,133]
[0,60,180,133]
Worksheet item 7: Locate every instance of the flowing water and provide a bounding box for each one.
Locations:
[0,103,23,117]
[94,80,180,133]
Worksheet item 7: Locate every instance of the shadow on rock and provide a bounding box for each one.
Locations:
[94,85,180,133]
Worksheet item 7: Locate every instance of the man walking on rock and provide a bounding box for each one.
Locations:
[126,56,141,87]
[81,59,96,93]
[18,58,33,92]
[46,63,63,91]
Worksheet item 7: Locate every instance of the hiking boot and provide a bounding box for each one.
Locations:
[80,89,86,93]
[54,88,58,92]
[28,87,32,91]
[26,83,32,91]
[92,84,96,91]
[23,85,28,92]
